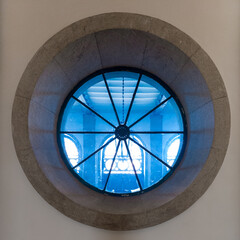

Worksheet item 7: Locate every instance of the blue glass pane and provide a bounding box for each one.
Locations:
[130,98,183,132]
[127,75,170,126]
[129,140,166,190]
[73,74,118,126]
[60,98,115,132]
[60,134,114,167]
[75,138,114,191]
[130,133,184,170]
[76,153,105,190]
[104,140,141,194]
[104,71,140,124]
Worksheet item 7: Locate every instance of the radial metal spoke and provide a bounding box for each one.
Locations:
[129,137,172,169]
[60,131,115,134]
[124,73,142,125]
[72,137,116,169]
[130,131,184,134]
[103,140,121,191]
[128,96,172,129]
[72,96,116,128]
[124,140,143,191]
[102,73,121,125]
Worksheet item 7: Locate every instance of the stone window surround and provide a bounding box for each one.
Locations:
[12,12,230,230]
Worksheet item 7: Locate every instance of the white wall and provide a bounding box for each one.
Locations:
[0,0,239,239]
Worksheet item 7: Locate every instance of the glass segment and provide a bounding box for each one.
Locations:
[57,68,186,196]
[104,71,140,124]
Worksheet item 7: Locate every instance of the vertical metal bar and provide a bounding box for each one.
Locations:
[102,73,121,125]
[124,140,143,191]
[124,73,142,125]
[103,140,121,191]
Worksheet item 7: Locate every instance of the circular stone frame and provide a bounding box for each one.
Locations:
[12,13,230,230]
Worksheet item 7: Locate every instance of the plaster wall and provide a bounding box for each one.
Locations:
[0,0,240,239]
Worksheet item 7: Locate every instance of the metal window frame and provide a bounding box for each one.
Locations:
[57,67,188,196]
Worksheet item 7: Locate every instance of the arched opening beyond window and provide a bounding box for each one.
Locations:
[166,135,181,168]
[102,136,145,194]
[63,134,81,168]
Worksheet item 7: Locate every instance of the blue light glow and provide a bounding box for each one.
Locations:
[58,69,185,195]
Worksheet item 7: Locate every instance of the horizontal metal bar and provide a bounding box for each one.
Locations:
[130,131,184,134]
[60,131,115,134]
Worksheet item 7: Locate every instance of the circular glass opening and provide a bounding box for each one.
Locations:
[57,67,187,196]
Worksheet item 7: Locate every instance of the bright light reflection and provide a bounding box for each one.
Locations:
[103,138,143,174]
[64,136,79,168]
[167,137,180,167]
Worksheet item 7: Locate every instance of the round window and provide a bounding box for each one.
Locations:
[12,13,230,229]
[57,67,187,196]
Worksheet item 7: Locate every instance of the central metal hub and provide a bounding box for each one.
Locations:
[115,125,130,140]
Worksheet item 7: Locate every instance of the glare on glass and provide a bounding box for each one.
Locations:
[58,68,186,195]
